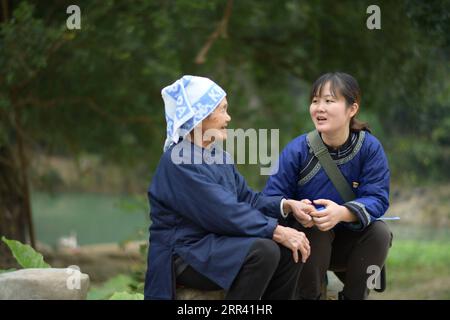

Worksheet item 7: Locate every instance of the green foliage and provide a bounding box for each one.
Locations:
[0,268,16,274]
[387,240,450,270]
[87,274,137,300]
[109,291,144,300]
[383,238,450,299]
[1,236,51,268]
[1,0,449,186]
[0,2,64,87]
[387,136,450,184]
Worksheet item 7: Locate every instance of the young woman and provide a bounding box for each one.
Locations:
[144,75,313,300]
[264,72,393,300]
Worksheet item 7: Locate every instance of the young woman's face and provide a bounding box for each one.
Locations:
[201,97,231,142]
[309,81,357,135]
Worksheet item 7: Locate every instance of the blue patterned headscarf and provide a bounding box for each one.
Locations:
[161,75,227,151]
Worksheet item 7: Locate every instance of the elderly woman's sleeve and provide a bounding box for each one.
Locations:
[155,160,278,238]
[342,138,390,231]
[232,166,283,219]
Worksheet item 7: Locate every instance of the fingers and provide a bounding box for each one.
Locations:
[292,213,312,225]
[312,216,328,224]
[313,216,329,230]
[293,230,309,246]
[292,200,315,213]
[296,211,312,222]
[291,202,311,212]
[300,199,312,205]
[302,203,316,214]
[298,246,307,263]
[291,239,309,263]
[283,228,311,263]
[309,209,328,218]
[315,220,333,231]
[289,232,310,263]
[292,247,299,263]
[291,203,314,220]
[302,232,310,246]
[303,220,315,228]
[298,238,310,263]
[313,199,330,206]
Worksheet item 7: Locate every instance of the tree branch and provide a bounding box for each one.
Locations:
[84,98,154,125]
[195,0,233,64]
[15,37,66,91]
[1,0,9,23]
[16,96,154,125]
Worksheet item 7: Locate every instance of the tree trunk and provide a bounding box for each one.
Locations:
[0,147,30,268]
[0,90,35,268]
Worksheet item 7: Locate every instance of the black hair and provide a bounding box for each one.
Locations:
[310,72,370,132]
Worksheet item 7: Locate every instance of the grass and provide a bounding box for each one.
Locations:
[87,274,137,300]
[387,240,450,270]
[372,239,450,300]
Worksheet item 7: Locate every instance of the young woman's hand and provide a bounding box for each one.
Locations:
[283,199,315,228]
[309,199,357,231]
[272,225,311,263]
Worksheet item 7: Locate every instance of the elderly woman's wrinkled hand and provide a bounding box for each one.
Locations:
[284,199,315,228]
[273,225,311,263]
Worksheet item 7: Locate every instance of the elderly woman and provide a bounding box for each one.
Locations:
[144,75,313,300]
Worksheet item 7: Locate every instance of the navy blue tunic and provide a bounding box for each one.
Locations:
[144,140,283,300]
[264,131,390,231]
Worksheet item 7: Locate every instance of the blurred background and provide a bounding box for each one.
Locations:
[0,0,449,299]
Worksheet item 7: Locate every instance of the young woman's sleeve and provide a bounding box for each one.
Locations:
[263,139,301,200]
[342,138,390,231]
[232,166,283,219]
[154,158,278,238]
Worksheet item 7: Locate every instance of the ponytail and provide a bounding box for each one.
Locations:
[350,117,371,132]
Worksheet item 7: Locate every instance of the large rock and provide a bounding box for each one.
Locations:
[0,268,90,300]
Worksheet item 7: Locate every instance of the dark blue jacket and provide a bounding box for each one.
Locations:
[144,140,283,300]
[264,131,390,231]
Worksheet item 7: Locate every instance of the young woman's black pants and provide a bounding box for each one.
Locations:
[293,220,393,300]
[176,238,303,300]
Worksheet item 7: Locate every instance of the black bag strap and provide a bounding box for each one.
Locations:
[307,130,356,202]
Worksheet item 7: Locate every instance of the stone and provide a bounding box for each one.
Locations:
[0,268,90,300]
[324,271,344,300]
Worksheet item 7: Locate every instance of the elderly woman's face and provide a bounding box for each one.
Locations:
[201,98,231,142]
